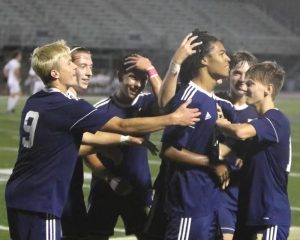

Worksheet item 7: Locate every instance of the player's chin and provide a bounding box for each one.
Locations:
[246,96,254,105]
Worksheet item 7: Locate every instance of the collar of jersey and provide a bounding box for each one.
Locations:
[189,81,213,98]
[44,87,68,97]
[234,104,249,111]
[111,93,135,108]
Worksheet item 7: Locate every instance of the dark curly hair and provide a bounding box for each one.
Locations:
[179,29,221,85]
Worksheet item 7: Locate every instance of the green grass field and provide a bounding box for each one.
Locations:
[0,95,299,239]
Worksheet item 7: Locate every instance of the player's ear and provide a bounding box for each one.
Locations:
[264,83,273,97]
[201,56,209,66]
[50,69,59,79]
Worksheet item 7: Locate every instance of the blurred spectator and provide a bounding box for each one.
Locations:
[24,67,45,95]
[2,50,22,113]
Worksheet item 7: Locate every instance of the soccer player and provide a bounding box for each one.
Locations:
[3,50,22,113]
[159,30,235,240]
[4,40,200,240]
[215,51,258,240]
[61,47,94,240]
[143,32,203,240]
[86,54,163,240]
[4,40,141,240]
[216,61,291,240]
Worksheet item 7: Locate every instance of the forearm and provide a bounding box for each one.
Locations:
[79,144,97,156]
[103,115,176,134]
[103,99,200,134]
[82,131,123,145]
[163,146,209,167]
[84,154,109,179]
[158,64,179,108]
[80,131,127,155]
[147,66,162,97]
[84,154,106,171]
[217,123,256,140]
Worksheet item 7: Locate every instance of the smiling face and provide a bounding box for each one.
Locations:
[245,77,267,107]
[229,61,250,97]
[204,41,231,79]
[118,72,147,102]
[72,52,93,90]
[57,55,78,88]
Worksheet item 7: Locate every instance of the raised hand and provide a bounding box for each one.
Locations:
[124,54,153,72]
[172,33,203,65]
[172,98,201,126]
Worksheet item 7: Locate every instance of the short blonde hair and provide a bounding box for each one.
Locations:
[31,40,71,85]
[246,61,285,100]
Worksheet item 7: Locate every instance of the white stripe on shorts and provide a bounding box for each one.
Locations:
[46,214,56,240]
[178,218,192,240]
[266,225,278,240]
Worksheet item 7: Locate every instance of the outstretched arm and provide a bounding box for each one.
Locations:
[158,33,202,108]
[81,131,143,146]
[216,118,256,140]
[79,131,143,156]
[102,98,200,134]
[163,145,209,166]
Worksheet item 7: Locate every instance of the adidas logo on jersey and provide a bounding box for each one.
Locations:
[205,112,212,120]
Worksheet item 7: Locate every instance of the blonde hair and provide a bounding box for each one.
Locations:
[246,61,285,99]
[31,40,71,85]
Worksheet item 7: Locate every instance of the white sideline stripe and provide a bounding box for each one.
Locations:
[0,146,18,152]
[291,207,300,211]
[0,225,9,231]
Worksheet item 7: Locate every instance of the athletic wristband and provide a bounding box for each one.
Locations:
[147,66,158,78]
[169,62,181,74]
[120,135,130,143]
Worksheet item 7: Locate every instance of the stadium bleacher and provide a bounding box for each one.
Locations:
[0,0,300,90]
[1,0,300,54]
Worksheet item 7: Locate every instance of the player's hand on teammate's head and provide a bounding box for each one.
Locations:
[173,99,201,126]
[124,54,153,72]
[172,33,203,65]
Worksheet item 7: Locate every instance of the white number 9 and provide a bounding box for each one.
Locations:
[22,111,39,148]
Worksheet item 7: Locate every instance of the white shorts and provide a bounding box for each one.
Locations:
[7,81,21,94]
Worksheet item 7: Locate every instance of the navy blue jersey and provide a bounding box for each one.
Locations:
[5,88,112,217]
[221,103,258,212]
[240,109,291,226]
[92,92,155,204]
[161,81,235,217]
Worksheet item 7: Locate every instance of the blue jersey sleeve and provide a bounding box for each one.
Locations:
[250,114,280,143]
[69,99,113,134]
